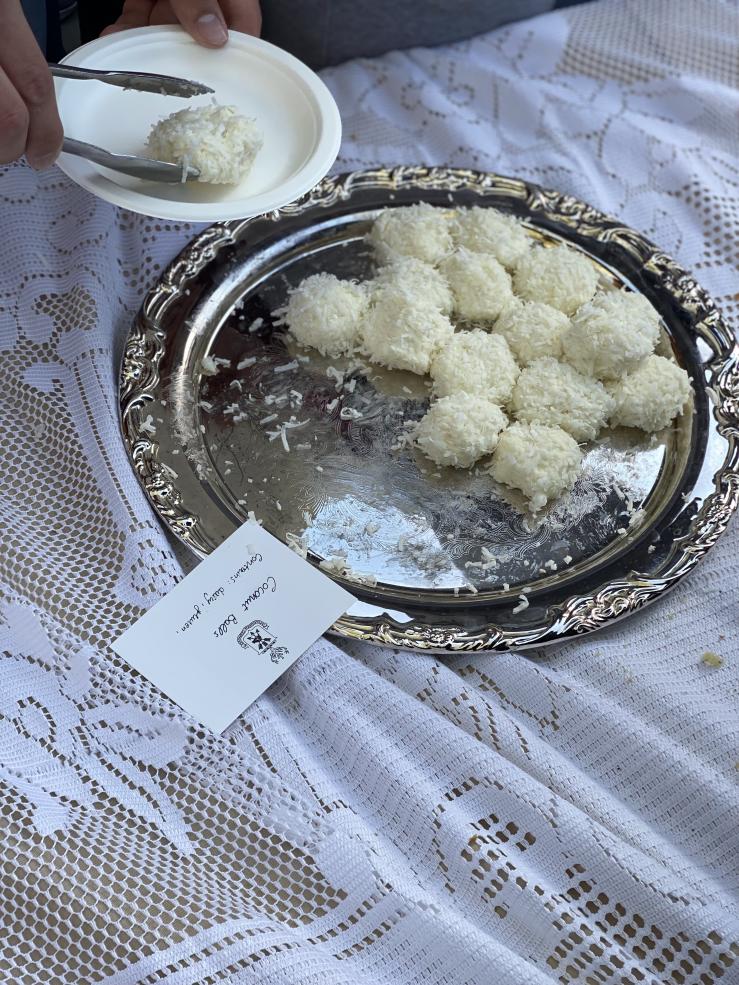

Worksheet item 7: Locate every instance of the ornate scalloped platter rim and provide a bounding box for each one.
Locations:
[119,166,739,653]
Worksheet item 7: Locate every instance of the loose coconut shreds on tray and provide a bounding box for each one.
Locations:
[319,554,378,587]
[200,354,231,376]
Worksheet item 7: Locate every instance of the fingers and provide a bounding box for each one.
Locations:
[221,0,261,36]
[169,0,229,46]
[0,0,63,168]
[101,0,156,35]
[148,1,183,26]
[101,0,261,43]
[0,67,29,165]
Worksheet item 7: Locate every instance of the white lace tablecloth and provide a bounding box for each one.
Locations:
[1,1,738,982]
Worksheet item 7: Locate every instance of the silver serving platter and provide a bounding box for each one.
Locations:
[120,167,739,652]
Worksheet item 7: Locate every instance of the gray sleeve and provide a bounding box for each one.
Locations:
[261,0,558,69]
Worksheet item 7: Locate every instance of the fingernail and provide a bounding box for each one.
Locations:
[31,154,58,172]
[196,13,228,45]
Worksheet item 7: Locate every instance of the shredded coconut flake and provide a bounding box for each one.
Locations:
[286,532,308,558]
[319,555,378,586]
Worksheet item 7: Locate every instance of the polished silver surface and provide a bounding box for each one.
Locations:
[49,63,213,97]
[61,138,201,183]
[120,167,739,652]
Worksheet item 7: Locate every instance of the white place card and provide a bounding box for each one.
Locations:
[112,521,355,732]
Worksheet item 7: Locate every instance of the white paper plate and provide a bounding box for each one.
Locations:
[54,26,342,221]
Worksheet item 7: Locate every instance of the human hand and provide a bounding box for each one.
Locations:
[0,0,64,169]
[102,1,262,47]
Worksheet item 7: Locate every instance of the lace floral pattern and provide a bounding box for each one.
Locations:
[0,1,737,982]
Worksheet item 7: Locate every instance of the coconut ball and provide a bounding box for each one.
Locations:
[609,354,692,432]
[491,421,583,512]
[511,356,614,442]
[562,289,661,380]
[440,248,514,321]
[372,256,453,314]
[369,203,452,265]
[451,207,531,270]
[360,288,454,375]
[146,104,263,184]
[430,331,519,403]
[415,393,508,469]
[514,243,599,316]
[285,273,369,357]
[493,300,570,365]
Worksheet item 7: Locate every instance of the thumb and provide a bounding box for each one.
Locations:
[170,0,229,47]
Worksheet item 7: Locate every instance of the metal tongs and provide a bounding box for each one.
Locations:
[50,63,215,183]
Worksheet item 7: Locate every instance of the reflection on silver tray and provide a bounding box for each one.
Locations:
[120,167,739,652]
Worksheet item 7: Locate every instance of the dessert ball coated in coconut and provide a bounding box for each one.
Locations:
[493,299,569,365]
[514,243,598,316]
[562,289,661,380]
[510,356,614,442]
[450,206,531,270]
[360,287,455,375]
[286,273,368,357]
[430,330,519,403]
[415,393,508,469]
[608,354,692,431]
[440,248,514,321]
[369,203,452,265]
[491,421,583,512]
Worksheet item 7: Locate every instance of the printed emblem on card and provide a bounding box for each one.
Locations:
[238,619,289,664]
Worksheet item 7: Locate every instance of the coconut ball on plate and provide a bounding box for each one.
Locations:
[440,248,514,321]
[146,104,263,184]
[372,256,453,314]
[430,331,519,403]
[562,289,661,380]
[491,421,583,512]
[451,207,531,270]
[415,393,508,469]
[510,356,614,442]
[609,354,692,431]
[285,272,369,357]
[360,287,455,375]
[514,243,599,316]
[369,203,452,265]
[493,300,570,365]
